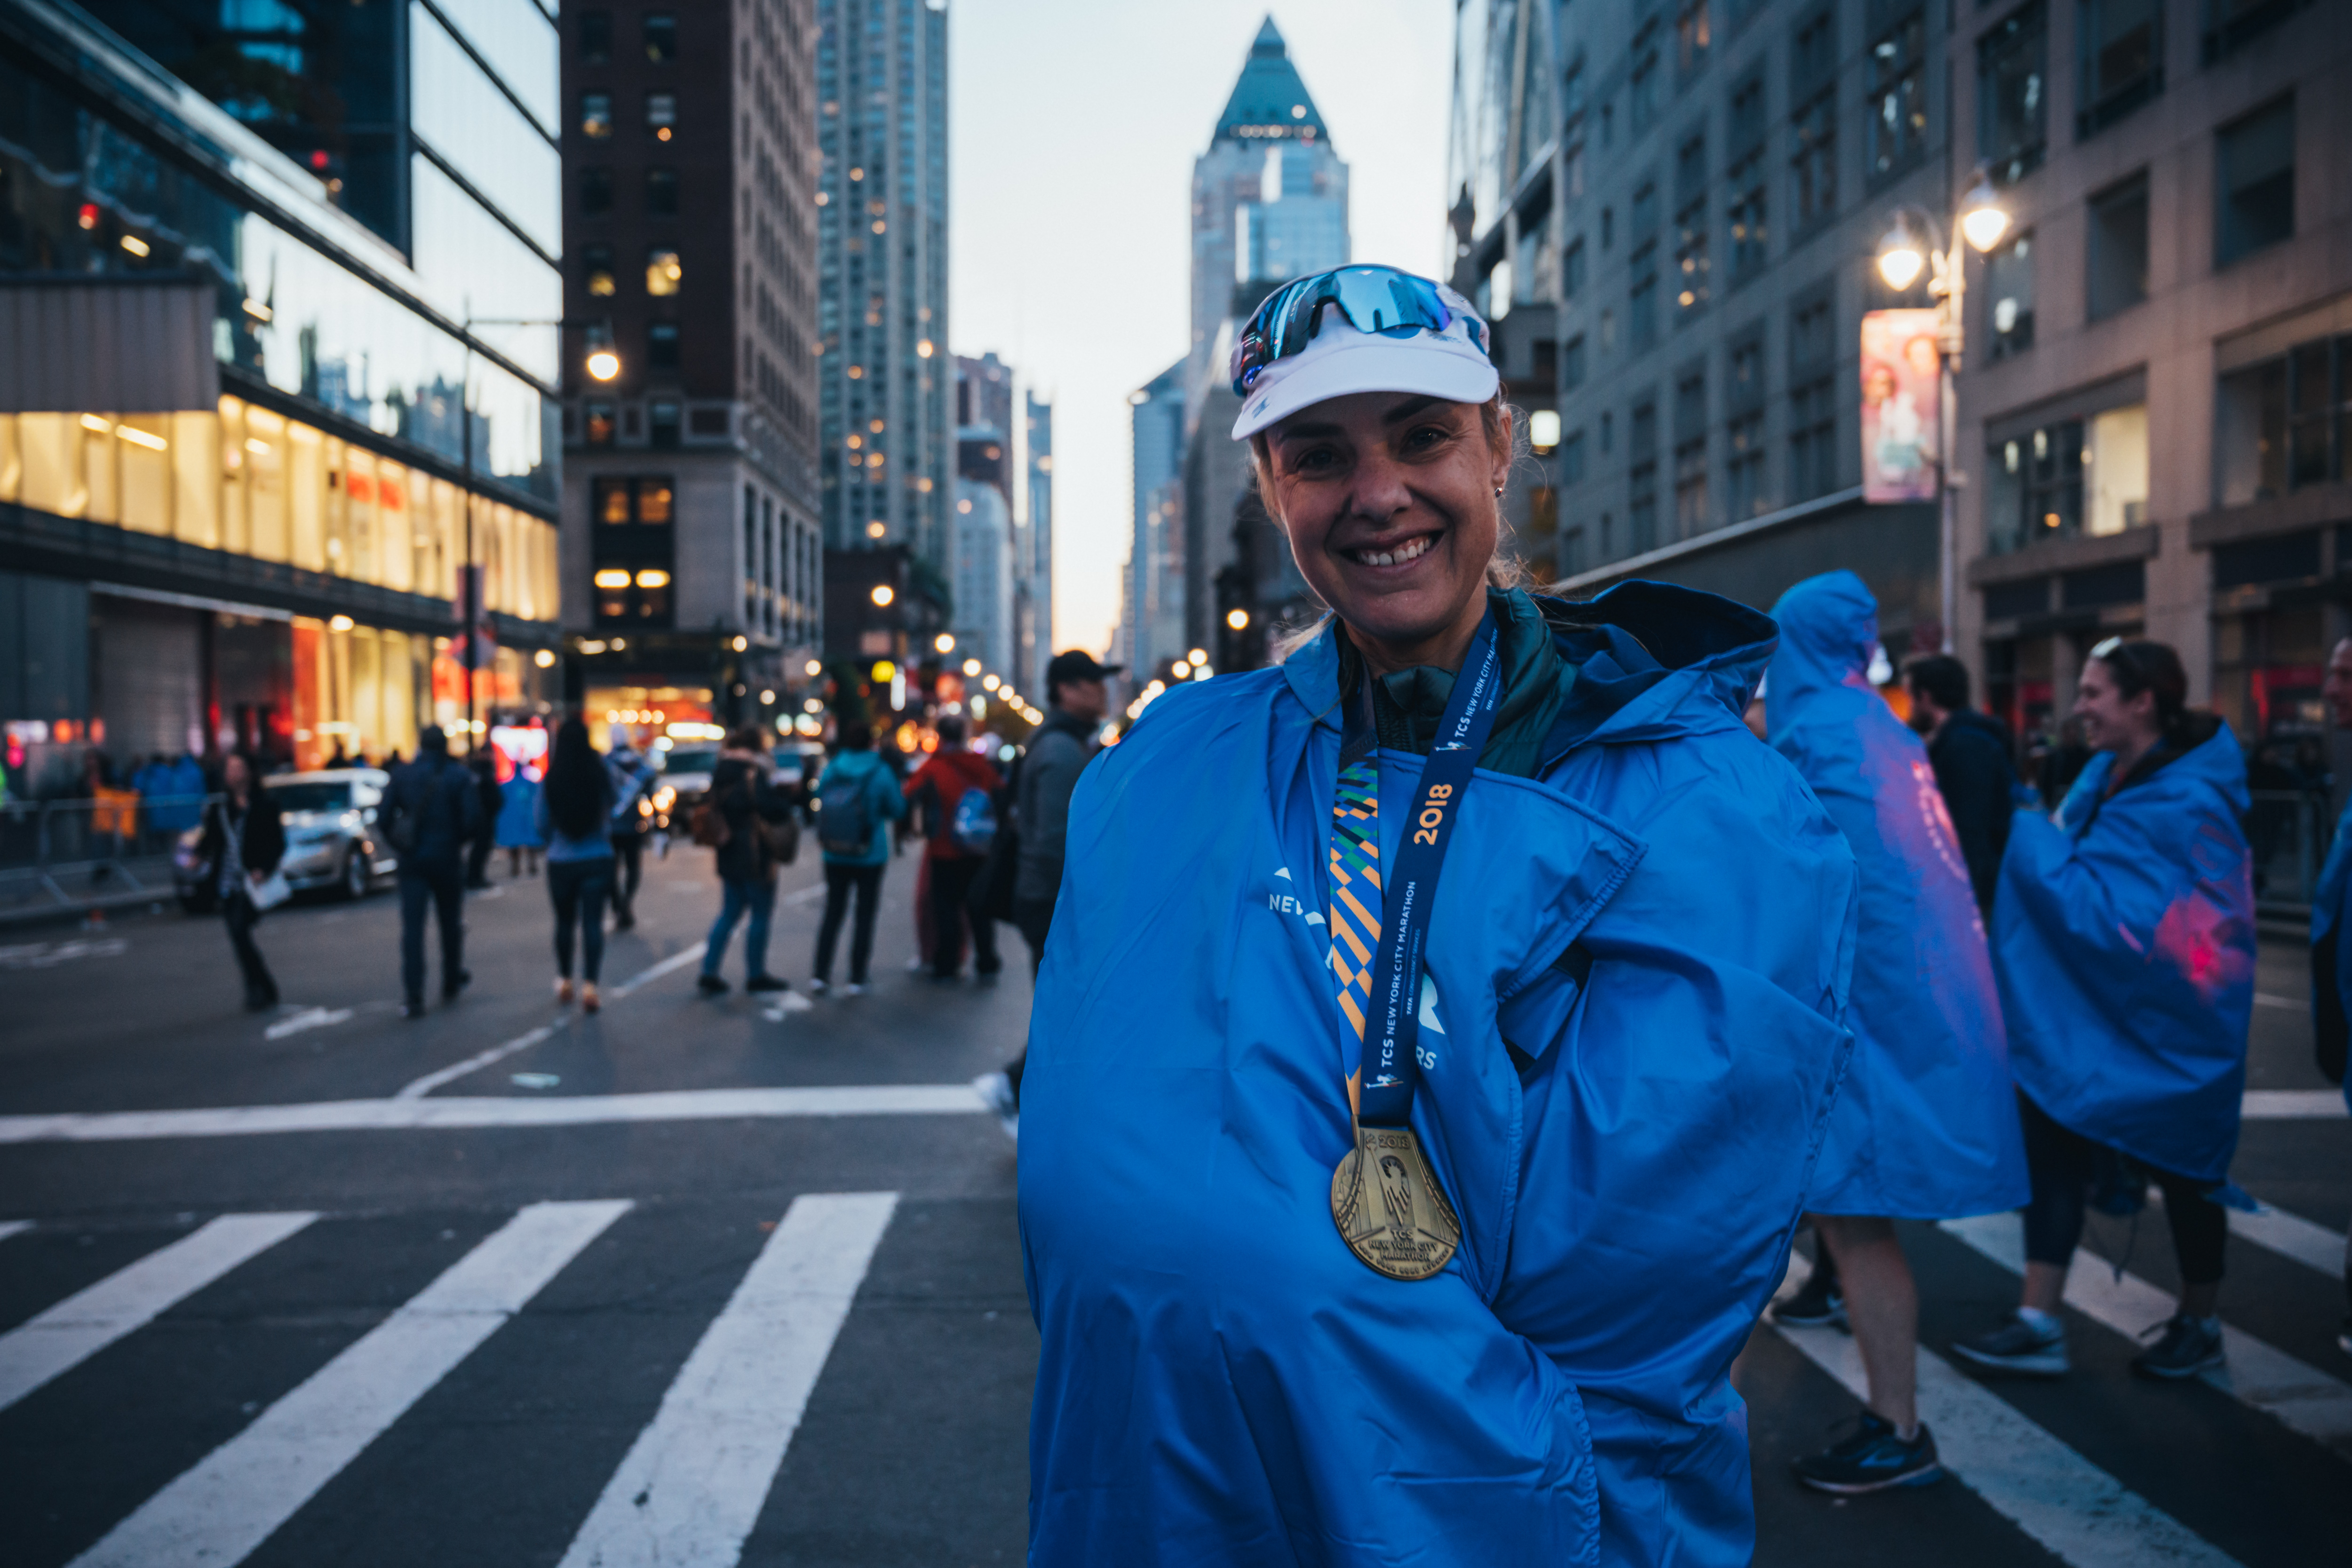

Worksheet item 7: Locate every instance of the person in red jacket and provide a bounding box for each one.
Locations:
[903,712,1005,981]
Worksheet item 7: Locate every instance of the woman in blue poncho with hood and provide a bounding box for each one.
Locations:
[1017,264,1860,1567]
[1764,571,2027,1494]
[1954,638,2255,1383]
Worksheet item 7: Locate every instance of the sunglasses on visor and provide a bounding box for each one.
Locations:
[1229,266,1487,398]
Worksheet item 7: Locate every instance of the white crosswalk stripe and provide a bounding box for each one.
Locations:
[2220,1200,2350,1279]
[0,1219,32,1244]
[67,1200,629,1568]
[556,1192,898,1568]
[1941,1213,2352,1455]
[1771,1252,2242,1568]
[0,1212,318,1413]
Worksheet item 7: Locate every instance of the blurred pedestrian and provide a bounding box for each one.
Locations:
[385,725,484,1017]
[464,751,500,889]
[604,734,659,931]
[2307,636,2352,1355]
[129,752,172,852]
[1764,573,2028,1494]
[807,722,905,996]
[695,725,798,995]
[192,752,285,1011]
[536,717,614,1012]
[1956,638,2256,1381]
[971,649,1116,1131]
[1905,653,2024,916]
[497,750,545,877]
[902,712,1004,981]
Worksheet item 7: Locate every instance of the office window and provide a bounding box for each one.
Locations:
[1564,54,1587,124]
[1565,239,1586,301]
[591,477,674,625]
[1728,411,1767,518]
[1790,12,1837,232]
[1563,525,1588,577]
[1979,3,2048,185]
[2203,0,2316,63]
[646,168,679,215]
[2217,97,2295,267]
[1789,293,1836,499]
[637,479,673,523]
[2286,338,2341,489]
[580,167,612,215]
[2078,0,2163,136]
[2216,333,2352,504]
[648,323,680,370]
[1601,411,1614,455]
[586,402,616,447]
[1632,181,1659,238]
[649,401,681,449]
[1730,71,1765,153]
[646,247,682,296]
[1564,335,1588,390]
[646,92,677,138]
[1673,371,1708,531]
[580,11,611,65]
[1986,407,2146,552]
[1677,0,1712,77]
[644,13,677,63]
[1868,10,1927,181]
[1675,198,1709,319]
[1985,231,2035,360]
[593,477,633,524]
[1631,23,1661,134]
[1629,396,1660,554]
[1630,246,1659,352]
[1602,207,1614,250]
[580,92,612,139]
[2087,174,2149,320]
[583,243,616,297]
[1562,430,1587,486]
[1726,154,1768,281]
[1730,333,1765,411]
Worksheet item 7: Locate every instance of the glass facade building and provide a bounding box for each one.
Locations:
[0,0,560,781]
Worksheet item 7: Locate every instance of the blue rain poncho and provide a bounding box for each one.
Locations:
[1019,582,1859,1568]
[1993,718,2256,1183]
[1766,572,2027,1219]
[2312,798,2352,1112]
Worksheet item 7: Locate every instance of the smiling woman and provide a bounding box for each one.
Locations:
[1018,266,1866,1566]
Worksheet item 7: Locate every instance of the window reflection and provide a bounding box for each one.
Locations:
[646,93,677,137]
[581,92,613,138]
[585,245,618,296]
[646,248,683,296]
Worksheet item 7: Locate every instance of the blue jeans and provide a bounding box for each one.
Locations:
[703,875,777,979]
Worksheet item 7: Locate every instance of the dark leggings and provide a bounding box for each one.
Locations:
[2019,1093,2225,1287]
[548,858,612,982]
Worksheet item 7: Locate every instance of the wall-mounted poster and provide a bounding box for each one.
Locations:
[1860,309,1943,502]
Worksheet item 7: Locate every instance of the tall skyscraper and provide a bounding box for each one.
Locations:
[0,0,564,774]
[954,353,1016,677]
[815,0,951,578]
[1181,19,1347,660]
[1022,391,1053,686]
[1127,360,1186,675]
[559,0,822,738]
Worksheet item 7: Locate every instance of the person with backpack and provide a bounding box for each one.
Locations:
[535,717,615,1011]
[808,722,906,996]
[384,725,485,1017]
[902,711,1005,982]
[694,725,798,996]
[604,736,659,931]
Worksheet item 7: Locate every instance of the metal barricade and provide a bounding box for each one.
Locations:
[2247,788,2332,919]
[0,793,218,914]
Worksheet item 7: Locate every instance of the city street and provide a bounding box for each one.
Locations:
[2,847,2349,1566]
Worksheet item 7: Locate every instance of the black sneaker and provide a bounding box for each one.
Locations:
[1793,1412,1942,1494]
[1772,1268,1846,1329]
[696,973,729,995]
[1951,1311,2069,1377]
[2338,1316,2351,1359]
[745,974,790,993]
[441,968,471,1000]
[2131,1313,2224,1381]
[400,998,427,1019]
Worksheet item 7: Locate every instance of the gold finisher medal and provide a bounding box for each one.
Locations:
[1330,1123,1461,1281]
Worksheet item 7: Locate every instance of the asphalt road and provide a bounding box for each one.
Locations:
[2,844,2347,1566]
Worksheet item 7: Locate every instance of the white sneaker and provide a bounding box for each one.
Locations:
[906,955,927,971]
[806,977,830,996]
[843,982,867,997]
[972,1071,1020,1142]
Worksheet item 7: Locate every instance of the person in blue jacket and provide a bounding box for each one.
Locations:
[2306,635,2352,1355]
[1956,638,2256,1382]
[1017,264,1860,1568]
[1763,572,2028,1493]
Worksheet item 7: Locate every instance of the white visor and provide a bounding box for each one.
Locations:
[1230,293,1500,441]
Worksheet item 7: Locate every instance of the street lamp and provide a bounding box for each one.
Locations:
[1871,165,2008,655]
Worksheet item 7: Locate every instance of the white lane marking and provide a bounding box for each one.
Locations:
[264,1006,355,1041]
[394,1022,567,1100]
[0,938,129,970]
[605,940,708,998]
[0,1084,989,1144]
[2253,993,2303,1010]
[69,1200,628,1568]
[2222,1201,2350,1279]
[782,883,827,908]
[0,1220,31,1244]
[556,1193,897,1568]
[1942,1214,2352,1454]
[2241,1090,2347,1119]
[763,992,816,1019]
[391,943,710,1100]
[1770,1253,2241,1568]
[0,1213,318,1412]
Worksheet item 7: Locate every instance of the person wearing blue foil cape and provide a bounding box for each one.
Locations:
[1762,572,2028,1494]
[1955,638,2256,1383]
[1017,263,1860,1568]
[2306,636,2352,1355]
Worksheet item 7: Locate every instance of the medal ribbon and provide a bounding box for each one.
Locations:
[1329,611,1504,1130]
